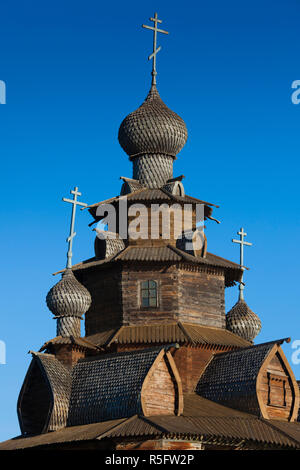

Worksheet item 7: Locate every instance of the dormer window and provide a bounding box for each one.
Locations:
[141,280,158,307]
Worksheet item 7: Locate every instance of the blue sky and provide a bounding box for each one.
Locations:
[1,0,300,440]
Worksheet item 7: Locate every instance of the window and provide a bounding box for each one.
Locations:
[141,280,158,307]
[267,372,287,408]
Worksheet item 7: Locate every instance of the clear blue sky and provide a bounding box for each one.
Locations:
[1,0,300,441]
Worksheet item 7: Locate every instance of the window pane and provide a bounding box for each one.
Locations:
[149,289,156,298]
[149,297,157,307]
[141,281,149,289]
[141,289,148,298]
[142,297,149,307]
[149,281,156,289]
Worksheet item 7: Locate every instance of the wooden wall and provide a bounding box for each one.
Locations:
[121,265,178,325]
[77,266,123,337]
[173,345,231,394]
[178,269,225,328]
[77,262,226,336]
[121,203,196,247]
[121,265,225,328]
[142,356,176,416]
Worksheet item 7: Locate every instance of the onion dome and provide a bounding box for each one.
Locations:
[46,269,91,318]
[118,84,187,188]
[226,299,261,343]
[46,269,91,337]
[118,84,187,158]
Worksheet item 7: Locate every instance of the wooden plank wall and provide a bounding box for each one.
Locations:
[178,269,225,328]
[76,266,123,336]
[142,356,176,416]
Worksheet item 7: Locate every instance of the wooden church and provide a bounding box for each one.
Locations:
[1,13,300,451]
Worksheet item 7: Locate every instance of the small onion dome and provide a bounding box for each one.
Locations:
[46,269,91,318]
[226,299,261,343]
[118,84,188,158]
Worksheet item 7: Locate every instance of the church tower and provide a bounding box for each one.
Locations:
[1,13,300,451]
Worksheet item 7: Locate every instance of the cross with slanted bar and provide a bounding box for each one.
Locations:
[63,187,88,269]
[232,227,253,300]
[142,12,169,85]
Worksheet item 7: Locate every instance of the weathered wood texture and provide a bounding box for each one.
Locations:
[121,265,225,328]
[259,352,295,420]
[177,269,225,328]
[142,356,176,416]
[77,262,226,336]
[119,203,196,247]
[173,345,233,393]
[76,266,123,336]
[52,345,85,369]
[116,439,203,450]
[121,265,178,325]
[18,361,51,435]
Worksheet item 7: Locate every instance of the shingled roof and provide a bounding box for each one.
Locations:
[18,346,180,434]
[54,246,242,287]
[85,322,250,349]
[86,188,218,221]
[18,352,72,434]
[68,347,166,426]
[3,393,300,450]
[196,340,290,416]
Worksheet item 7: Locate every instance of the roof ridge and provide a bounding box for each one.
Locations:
[96,415,138,441]
[177,321,194,344]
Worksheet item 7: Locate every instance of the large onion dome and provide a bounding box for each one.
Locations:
[118,84,188,158]
[46,269,91,337]
[226,299,261,343]
[118,84,188,188]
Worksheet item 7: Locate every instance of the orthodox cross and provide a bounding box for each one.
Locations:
[142,12,169,85]
[63,187,88,269]
[232,227,253,301]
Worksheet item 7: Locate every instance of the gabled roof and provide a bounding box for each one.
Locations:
[68,347,166,426]
[18,352,72,434]
[39,335,101,353]
[196,339,291,416]
[85,322,250,349]
[18,346,180,433]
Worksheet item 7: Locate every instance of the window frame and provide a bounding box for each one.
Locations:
[140,280,158,308]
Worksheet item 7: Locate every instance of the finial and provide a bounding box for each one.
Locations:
[232,227,253,301]
[142,12,169,86]
[62,186,88,269]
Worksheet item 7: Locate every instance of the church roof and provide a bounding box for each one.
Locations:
[68,347,165,426]
[3,393,300,450]
[196,340,290,414]
[54,246,242,287]
[86,188,218,221]
[84,322,250,349]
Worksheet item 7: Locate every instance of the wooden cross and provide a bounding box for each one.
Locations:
[63,187,88,269]
[142,12,169,85]
[232,227,253,300]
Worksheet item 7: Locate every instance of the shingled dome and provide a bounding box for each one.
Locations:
[46,269,91,319]
[118,84,188,158]
[226,299,261,343]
